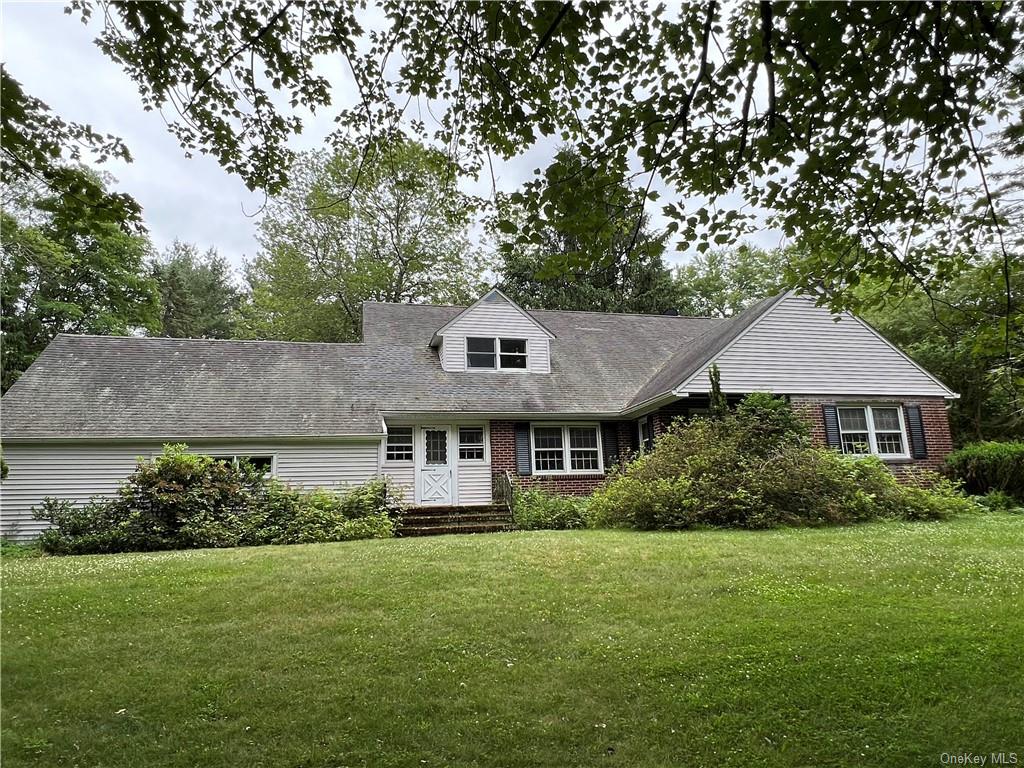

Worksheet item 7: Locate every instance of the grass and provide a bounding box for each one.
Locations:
[3,514,1022,767]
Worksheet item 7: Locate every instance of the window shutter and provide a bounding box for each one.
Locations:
[600,422,619,469]
[514,422,532,475]
[904,405,928,459]
[822,405,841,449]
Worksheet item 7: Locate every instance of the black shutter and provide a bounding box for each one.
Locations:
[601,422,619,469]
[822,405,841,449]
[627,420,640,453]
[514,422,532,475]
[904,405,928,459]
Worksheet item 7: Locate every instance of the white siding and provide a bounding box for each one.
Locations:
[381,463,415,505]
[0,439,382,541]
[456,463,492,505]
[680,294,954,397]
[439,297,551,373]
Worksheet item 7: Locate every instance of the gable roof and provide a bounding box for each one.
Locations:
[0,335,388,440]
[3,309,721,440]
[2,293,956,442]
[428,287,555,346]
[626,293,785,409]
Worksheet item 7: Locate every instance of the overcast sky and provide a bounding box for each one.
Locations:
[2,1,782,274]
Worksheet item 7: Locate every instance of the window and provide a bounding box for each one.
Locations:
[386,427,414,462]
[568,427,600,470]
[638,416,652,451]
[458,427,485,460]
[424,429,448,465]
[837,406,908,458]
[465,337,528,369]
[499,339,527,369]
[211,455,274,476]
[466,337,496,368]
[531,424,602,474]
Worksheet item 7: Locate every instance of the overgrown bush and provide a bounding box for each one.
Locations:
[241,480,398,545]
[976,490,1024,513]
[945,441,1024,500]
[512,487,589,530]
[35,445,401,555]
[589,393,979,531]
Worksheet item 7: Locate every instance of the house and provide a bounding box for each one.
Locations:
[0,288,956,540]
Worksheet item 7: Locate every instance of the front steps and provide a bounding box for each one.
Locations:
[398,504,515,537]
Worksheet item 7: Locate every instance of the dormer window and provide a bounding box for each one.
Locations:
[466,337,528,370]
[499,339,527,369]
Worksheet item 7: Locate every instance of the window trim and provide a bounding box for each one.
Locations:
[464,336,530,371]
[836,404,910,459]
[530,423,604,476]
[457,424,487,463]
[637,416,652,452]
[384,426,415,464]
[209,453,276,477]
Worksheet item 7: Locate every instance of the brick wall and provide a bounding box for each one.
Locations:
[791,395,954,475]
[489,420,614,497]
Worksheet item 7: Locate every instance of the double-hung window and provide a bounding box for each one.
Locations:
[837,406,908,458]
[458,427,485,460]
[531,424,602,474]
[386,427,414,462]
[466,337,528,369]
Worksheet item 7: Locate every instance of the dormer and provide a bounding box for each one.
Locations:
[430,288,555,373]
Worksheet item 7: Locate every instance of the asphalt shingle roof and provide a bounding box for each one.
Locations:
[1,301,777,440]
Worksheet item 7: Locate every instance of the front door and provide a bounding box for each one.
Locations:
[417,426,453,505]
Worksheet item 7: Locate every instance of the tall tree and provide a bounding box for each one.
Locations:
[81,2,1022,310]
[1,168,160,391]
[861,255,1022,444]
[238,139,484,342]
[495,148,677,313]
[675,246,790,317]
[151,241,242,339]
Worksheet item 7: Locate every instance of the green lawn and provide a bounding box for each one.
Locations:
[3,515,1023,767]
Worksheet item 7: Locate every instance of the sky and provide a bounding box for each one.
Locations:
[1,1,782,274]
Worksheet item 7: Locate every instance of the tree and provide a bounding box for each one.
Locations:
[1,67,141,231]
[79,3,1022,309]
[151,241,242,338]
[861,255,1023,444]
[675,246,790,317]
[495,148,678,313]
[1,168,160,391]
[238,139,484,342]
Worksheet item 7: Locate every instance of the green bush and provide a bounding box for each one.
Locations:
[945,441,1024,499]
[589,393,978,531]
[512,487,589,530]
[34,445,401,555]
[976,490,1024,513]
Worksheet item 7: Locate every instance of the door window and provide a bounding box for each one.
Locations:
[424,429,448,465]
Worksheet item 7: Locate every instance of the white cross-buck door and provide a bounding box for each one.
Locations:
[416,427,453,505]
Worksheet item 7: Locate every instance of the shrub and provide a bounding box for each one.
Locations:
[34,446,401,554]
[976,490,1024,513]
[945,441,1024,499]
[512,487,589,530]
[589,393,978,531]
